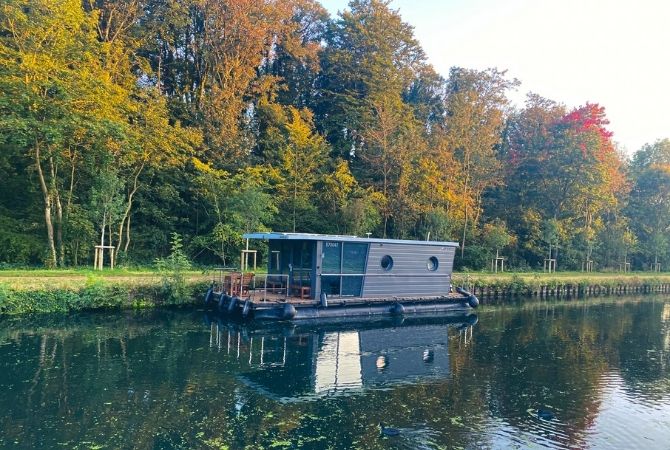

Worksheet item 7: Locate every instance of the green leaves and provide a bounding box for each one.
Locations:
[0,0,668,272]
[155,232,192,301]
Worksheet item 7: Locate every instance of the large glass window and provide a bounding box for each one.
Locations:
[321,241,368,298]
[321,275,341,296]
[291,241,314,288]
[267,241,315,296]
[342,243,367,274]
[322,242,341,273]
[341,276,363,297]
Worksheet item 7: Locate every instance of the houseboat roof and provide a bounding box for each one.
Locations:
[243,232,460,248]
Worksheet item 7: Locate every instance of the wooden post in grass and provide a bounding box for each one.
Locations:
[94,245,115,270]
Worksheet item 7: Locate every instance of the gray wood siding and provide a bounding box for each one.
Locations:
[361,243,455,298]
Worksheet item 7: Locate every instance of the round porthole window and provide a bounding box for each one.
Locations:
[427,256,439,271]
[381,255,394,271]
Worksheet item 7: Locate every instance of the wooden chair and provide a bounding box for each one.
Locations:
[265,274,284,290]
[291,284,311,299]
[222,274,237,296]
[224,273,255,296]
[240,272,254,296]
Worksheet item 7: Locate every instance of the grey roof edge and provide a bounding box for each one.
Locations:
[242,232,460,248]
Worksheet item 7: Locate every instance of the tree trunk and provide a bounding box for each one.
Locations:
[99,212,107,269]
[67,149,76,212]
[108,221,113,252]
[55,194,64,267]
[382,165,389,238]
[293,170,297,233]
[461,204,468,259]
[123,214,131,253]
[35,144,57,267]
[460,154,471,259]
[50,157,65,267]
[116,164,143,255]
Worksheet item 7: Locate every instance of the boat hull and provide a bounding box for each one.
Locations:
[210,295,476,321]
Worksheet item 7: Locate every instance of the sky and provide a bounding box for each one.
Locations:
[319,0,670,154]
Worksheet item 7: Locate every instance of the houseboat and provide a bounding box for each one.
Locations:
[204,232,478,320]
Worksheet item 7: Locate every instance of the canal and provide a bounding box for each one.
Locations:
[1,297,669,449]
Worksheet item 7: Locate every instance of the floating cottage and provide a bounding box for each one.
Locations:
[204,233,478,320]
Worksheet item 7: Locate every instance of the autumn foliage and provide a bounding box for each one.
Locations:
[0,0,667,271]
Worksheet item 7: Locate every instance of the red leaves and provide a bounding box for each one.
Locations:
[561,103,614,141]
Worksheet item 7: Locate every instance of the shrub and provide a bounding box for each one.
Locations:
[155,233,193,303]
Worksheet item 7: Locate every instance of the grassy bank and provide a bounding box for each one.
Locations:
[0,269,210,315]
[0,268,210,291]
[452,271,670,299]
[452,271,670,287]
[3,269,670,316]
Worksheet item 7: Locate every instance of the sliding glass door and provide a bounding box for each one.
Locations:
[321,242,368,298]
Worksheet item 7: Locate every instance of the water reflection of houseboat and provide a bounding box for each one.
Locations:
[204,233,479,320]
[205,315,476,402]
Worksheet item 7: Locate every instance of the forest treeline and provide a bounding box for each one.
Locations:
[1,0,669,271]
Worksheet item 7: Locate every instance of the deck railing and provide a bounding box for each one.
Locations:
[212,269,314,302]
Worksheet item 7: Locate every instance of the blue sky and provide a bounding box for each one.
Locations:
[319,0,670,153]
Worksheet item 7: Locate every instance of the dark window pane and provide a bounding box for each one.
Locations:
[268,241,281,273]
[279,242,291,274]
[342,243,368,274]
[322,241,341,273]
[321,275,341,296]
[302,242,314,269]
[292,244,302,268]
[342,276,363,297]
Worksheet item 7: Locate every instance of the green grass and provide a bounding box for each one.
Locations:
[1,267,669,316]
[0,279,209,315]
[451,271,670,295]
[0,268,211,291]
[453,270,670,281]
[0,267,212,315]
[3,267,670,291]
[0,267,194,277]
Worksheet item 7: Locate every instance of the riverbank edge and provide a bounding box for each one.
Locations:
[452,274,670,302]
[0,279,210,316]
[3,273,670,316]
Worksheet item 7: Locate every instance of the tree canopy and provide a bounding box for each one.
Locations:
[0,0,667,271]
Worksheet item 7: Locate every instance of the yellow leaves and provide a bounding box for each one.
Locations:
[280,105,327,186]
[652,162,670,176]
[284,106,323,151]
[192,157,228,178]
[368,190,387,208]
[191,157,213,174]
[331,159,356,193]
[321,159,357,209]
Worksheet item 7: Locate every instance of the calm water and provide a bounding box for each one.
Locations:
[1,298,669,449]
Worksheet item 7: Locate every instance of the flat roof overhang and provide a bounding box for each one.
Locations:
[242,232,459,248]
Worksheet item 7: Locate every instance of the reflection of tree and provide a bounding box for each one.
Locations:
[0,301,668,449]
[465,305,608,447]
[616,302,670,400]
